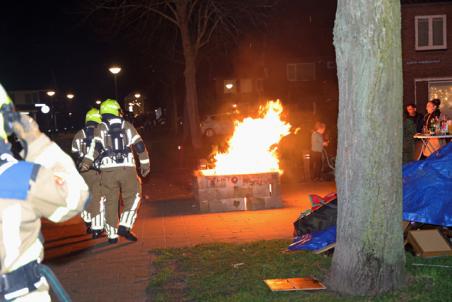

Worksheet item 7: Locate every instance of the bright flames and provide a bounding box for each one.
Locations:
[201,100,292,176]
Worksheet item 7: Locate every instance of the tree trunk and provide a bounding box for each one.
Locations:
[177,2,202,149]
[168,75,179,136]
[328,0,405,295]
[170,91,179,136]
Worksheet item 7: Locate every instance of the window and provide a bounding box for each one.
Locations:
[223,80,237,94]
[429,81,452,117]
[415,15,447,50]
[240,79,253,93]
[25,93,32,104]
[256,79,264,93]
[32,92,39,103]
[286,63,316,81]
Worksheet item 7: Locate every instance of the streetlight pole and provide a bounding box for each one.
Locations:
[114,75,118,100]
[109,66,121,101]
[46,90,56,133]
[66,93,75,130]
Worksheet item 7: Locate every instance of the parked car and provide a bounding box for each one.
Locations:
[200,112,237,137]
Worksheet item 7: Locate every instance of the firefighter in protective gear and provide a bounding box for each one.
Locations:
[0,84,90,301]
[72,108,105,239]
[81,99,150,244]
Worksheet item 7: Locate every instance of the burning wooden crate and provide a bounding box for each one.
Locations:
[194,172,282,213]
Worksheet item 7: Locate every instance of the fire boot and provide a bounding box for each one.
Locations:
[92,229,103,239]
[84,222,92,234]
[108,238,118,244]
[117,225,138,242]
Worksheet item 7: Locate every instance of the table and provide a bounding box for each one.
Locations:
[413,133,452,160]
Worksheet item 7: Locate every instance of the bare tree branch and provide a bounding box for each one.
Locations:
[83,0,277,148]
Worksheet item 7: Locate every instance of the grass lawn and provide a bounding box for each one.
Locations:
[147,240,452,302]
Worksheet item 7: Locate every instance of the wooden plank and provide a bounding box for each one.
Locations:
[264,277,326,291]
[313,243,336,254]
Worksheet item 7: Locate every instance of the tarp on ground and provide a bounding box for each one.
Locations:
[403,143,452,227]
[288,226,336,251]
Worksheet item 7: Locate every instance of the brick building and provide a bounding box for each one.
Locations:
[402,0,452,116]
[212,0,338,116]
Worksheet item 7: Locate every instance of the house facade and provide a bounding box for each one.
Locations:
[213,1,452,118]
[402,1,452,116]
[212,0,338,115]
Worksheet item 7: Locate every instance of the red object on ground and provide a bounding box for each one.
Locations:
[308,192,337,212]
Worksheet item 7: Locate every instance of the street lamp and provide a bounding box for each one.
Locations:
[66,93,74,100]
[134,93,141,99]
[95,99,101,105]
[46,90,55,97]
[109,65,121,100]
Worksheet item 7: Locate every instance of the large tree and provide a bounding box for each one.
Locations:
[90,0,273,149]
[329,0,405,295]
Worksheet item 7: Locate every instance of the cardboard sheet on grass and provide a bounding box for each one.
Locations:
[264,277,326,291]
[407,229,452,257]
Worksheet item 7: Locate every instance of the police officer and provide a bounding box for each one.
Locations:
[0,84,90,301]
[72,108,105,238]
[82,99,150,243]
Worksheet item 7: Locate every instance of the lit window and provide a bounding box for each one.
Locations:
[286,63,315,82]
[224,80,237,94]
[415,15,447,50]
[429,81,452,117]
[256,79,264,93]
[240,79,253,93]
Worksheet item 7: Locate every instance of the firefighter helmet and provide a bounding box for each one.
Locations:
[0,84,15,141]
[85,108,102,124]
[100,99,121,116]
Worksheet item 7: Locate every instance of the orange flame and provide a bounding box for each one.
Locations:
[201,100,292,176]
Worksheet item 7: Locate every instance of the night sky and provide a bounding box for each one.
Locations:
[1,1,148,108]
[1,0,338,114]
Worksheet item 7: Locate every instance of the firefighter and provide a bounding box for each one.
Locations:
[81,99,150,244]
[72,108,105,238]
[0,84,90,301]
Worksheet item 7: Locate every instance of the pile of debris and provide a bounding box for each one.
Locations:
[288,192,452,257]
[289,144,452,256]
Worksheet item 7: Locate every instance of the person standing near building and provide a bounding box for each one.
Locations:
[405,103,424,133]
[81,99,150,244]
[421,99,443,158]
[310,122,328,181]
[72,108,105,238]
[0,84,90,301]
[423,98,441,131]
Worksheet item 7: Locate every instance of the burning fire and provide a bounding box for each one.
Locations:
[201,100,292,176]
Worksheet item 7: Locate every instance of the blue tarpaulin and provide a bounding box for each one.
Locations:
[403,143,452,227]
[288,226,336,251]
[289,145,452,251]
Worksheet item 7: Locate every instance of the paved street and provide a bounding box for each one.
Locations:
[42,171,335,301]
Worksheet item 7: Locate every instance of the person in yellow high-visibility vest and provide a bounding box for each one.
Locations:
[81,99,150,243]
[72,108,105,238]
